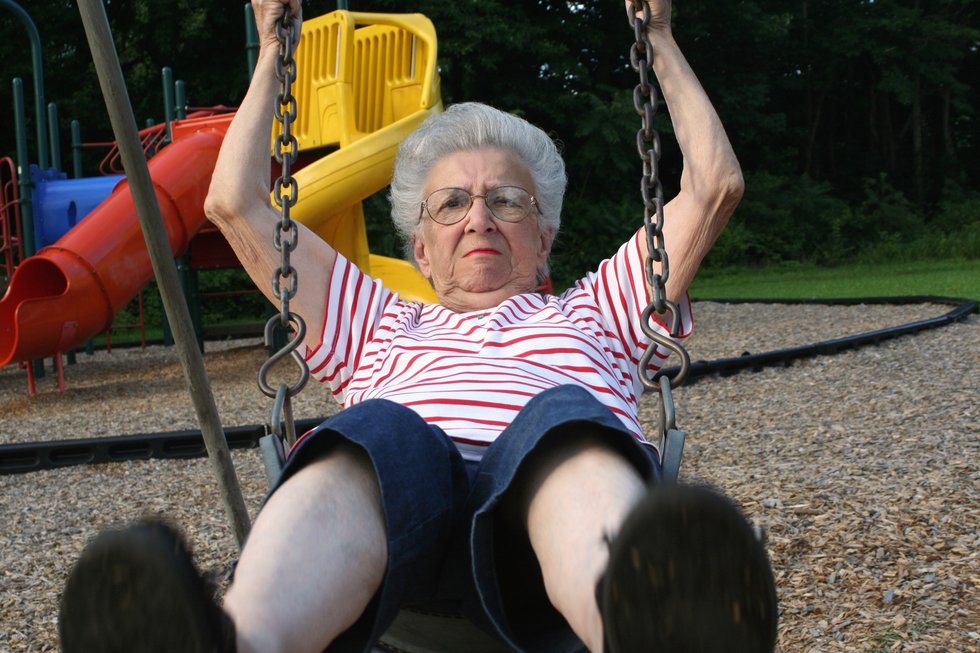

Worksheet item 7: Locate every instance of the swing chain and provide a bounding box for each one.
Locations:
[628,0,690,391]
[257,11,309,446]
[272,12,300,324]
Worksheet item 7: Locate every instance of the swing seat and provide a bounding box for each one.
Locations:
[375,610,512,653]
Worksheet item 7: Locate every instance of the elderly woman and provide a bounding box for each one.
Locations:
[59,0,777,652]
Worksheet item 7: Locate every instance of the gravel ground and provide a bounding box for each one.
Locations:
[1,301,977,652]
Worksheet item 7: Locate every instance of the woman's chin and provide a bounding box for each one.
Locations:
[456,271,510,294]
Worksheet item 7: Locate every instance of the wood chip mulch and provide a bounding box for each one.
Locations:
[1,301,977,652]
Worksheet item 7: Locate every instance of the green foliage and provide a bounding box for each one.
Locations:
[855,180,980,263]
[847,173,919,249]
[551,194,643,291]
[0,1,249,169]
[708,172,852,267]
[363,189,404,260]
[691,258,980,301]
[932,182,980,232]
[195,268,266,324]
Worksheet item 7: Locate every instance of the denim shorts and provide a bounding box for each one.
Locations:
[271,385,661,653]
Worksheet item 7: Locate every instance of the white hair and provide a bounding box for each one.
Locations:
[388,102,567,273]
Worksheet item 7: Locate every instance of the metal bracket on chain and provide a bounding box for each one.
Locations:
[638,302,691,390]
[257,10,310,447]
[628,0,692,393]
[258,314,309,445]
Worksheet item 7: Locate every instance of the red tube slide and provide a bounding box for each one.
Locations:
[0,114,233,366]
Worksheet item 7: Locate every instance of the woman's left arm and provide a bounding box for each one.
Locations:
[626,0,744,305]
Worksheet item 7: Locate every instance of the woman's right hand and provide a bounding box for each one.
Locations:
[624,0,671,35]
[252,0,302,50]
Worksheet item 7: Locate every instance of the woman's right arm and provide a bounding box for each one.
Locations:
[204,0,335,350]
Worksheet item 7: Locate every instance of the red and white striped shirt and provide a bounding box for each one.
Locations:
[305,228,693,461]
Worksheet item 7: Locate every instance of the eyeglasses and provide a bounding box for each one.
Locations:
[419,186,540,225]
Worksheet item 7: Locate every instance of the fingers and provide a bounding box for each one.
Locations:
[624,0,671,33]
[624,0,646,19]
[252,0,303,48]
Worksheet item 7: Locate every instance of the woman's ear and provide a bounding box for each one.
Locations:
[537,227,555,270]
[413,235,431,279]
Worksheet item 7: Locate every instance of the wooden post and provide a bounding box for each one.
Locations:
[76,0,251,548]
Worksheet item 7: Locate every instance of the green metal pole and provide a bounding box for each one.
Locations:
[13,77,43,379]
[59,107,74,370]
[70,120,84,178]
[47,102,61,172]
[337,0,349,9]
[12,78,35,257]
[244,3,259,80]
[175,79,187,120]
[0,0,49,170]
[78,0,251,547]
[162,66,175,142]
[176,254,203,351]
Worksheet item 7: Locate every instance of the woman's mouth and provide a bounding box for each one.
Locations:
[464,248,501,257]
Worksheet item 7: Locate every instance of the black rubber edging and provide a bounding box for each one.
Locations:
[672,295,977,383]
[0,418,323,476]
[2,297,975,476]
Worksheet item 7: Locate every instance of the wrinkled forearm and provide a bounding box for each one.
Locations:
[205,47,281,227]
[203,41,335,349]
[637,27,743,305]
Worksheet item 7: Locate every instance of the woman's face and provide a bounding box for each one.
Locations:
[413,147,553,312]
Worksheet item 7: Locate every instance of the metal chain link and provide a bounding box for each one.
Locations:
[257,11,309,446]
[628,0,691,392]
[272,13,300,323]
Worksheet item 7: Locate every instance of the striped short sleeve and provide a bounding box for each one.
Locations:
[304,254,396,401]
[573,227,693,372]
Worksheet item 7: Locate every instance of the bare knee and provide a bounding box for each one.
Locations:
[508,434,647,650]
[512,433,645,529]
[226,440,388,653]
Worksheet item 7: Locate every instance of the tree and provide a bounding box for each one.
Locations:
[0,1,248,173]
[2,0,976,275]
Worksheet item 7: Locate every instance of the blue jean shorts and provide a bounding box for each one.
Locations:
[271,385,661,653]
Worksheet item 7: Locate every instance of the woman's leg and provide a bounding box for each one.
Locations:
[225,441,387,653]
[515,434,646,653]
[516,435,778,653]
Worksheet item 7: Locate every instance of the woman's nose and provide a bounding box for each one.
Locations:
[465,198,497,232]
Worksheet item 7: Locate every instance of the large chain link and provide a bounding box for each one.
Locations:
[628,0,691,393]
[257,11,309,446]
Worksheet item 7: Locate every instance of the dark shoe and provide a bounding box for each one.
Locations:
[59,520,236,653]
[599,485,777,653]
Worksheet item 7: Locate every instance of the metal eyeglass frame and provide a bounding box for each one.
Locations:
[418,185,541,225]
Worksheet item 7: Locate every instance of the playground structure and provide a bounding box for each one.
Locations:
[0,8,441,387]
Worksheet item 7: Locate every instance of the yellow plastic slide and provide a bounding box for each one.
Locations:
[282,10,441,303]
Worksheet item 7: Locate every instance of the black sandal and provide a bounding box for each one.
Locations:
[59,520,236,653]
[599,485,777,653]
